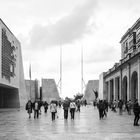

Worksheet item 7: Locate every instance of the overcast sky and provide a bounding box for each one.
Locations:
[1,0,140,98]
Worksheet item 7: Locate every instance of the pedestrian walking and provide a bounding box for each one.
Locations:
[118,100,123,115]
[84,100,87,106]
[103,100,108,117]
[63,99,70,119]
[76,100,81,112]
[33,101,39,119]
[25,100,33,118]
[38,101,43,115]
[127,100,132,115]
[70,100,76,119]
[133,99,140,126]
[43,101,48,113]
[50,100,57,121]
[98,100,104,119]
[111,100,117,112]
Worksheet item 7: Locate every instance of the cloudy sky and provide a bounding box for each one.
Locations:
[1,0,140,98]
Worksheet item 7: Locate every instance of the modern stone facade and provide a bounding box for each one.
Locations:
[25,79,40,102]
[101,18,140,103]
[83,80,99,103]
[42,79,60,103]
[0,19,27,108]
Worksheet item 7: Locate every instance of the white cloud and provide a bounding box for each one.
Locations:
[28,0,97,49]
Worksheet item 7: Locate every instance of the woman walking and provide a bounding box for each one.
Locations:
[26,100,33,118]
[50,100,57,121]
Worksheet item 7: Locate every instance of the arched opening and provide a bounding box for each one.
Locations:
[131,71,138,102]
[122,76,127,102]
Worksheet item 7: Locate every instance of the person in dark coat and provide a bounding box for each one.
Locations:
[98,100,104,119]
[133,99,140,126]
[103,100,108,117]
[118,100,123,115]
[76,100,81,112]
[43,101,48,113]
[63,100,70,119]
[26,100,33,118]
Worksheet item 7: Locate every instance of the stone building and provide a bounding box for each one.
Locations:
[25,79,40,102]
[100,18,140,103]
[83,80,99,104]
[0,19,27,108]
[42,79,60,103]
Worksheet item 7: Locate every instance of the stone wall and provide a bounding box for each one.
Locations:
[83,80,99,104]
[42,79,60,103]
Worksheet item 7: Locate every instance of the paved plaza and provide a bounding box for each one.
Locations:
[0,106,140,140]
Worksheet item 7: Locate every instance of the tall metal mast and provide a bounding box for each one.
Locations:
[81,45,83,94]
[57,45,62,96]
[29,63,32,100]
[60,45,62,95]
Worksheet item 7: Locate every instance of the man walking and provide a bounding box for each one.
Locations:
[34,101,39,119]
[63,99,70,119]
[43,101,48,113]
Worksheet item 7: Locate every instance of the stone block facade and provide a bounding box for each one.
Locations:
[0,19,27,108]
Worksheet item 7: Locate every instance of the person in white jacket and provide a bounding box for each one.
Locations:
[50,100,57,121]
[70,100,76,119]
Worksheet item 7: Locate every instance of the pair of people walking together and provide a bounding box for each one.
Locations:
[63,100,76,120]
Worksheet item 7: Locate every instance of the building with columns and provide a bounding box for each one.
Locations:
[100,18,140,103]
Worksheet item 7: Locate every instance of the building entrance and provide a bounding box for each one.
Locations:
[0,85,20,108]
[131,71,138,102]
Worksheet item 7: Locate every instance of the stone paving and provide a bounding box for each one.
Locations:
[0,106,140,140]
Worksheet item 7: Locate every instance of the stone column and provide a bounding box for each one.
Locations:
[138,57,140,103]
[106,82,109,100]
[128,63,131,101]
[120,69,122,100]
[108,80,110,102]
[114,78,116,100]
[115,77,119,101]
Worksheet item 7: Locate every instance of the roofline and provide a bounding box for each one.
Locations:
[104,50,140,79]
[0,18,20,44]
[120,18,140,43]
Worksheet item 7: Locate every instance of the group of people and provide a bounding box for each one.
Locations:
[26,98,140,126]
[96,100,108,119]
[25,99,81,121]
[94,98,140,126]
[25,100,48,119]
[109,100,133,115]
